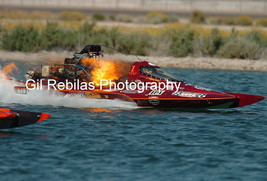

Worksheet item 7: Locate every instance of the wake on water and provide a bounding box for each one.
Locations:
[0,73,138,109]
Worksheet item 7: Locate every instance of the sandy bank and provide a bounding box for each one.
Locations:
[0,50,267,71]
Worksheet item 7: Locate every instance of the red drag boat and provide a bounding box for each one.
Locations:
[0,108,50,129]
[14,45,265,110]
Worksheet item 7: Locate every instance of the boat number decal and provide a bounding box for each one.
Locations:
[69,93,86,98]
[148,90,165,95]
[172,91,206,98]
[15,88,28,94]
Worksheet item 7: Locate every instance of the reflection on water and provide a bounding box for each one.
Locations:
[85,107,121,113]
[0,130,49,139]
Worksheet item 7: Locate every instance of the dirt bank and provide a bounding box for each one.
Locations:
[0,50,267,71]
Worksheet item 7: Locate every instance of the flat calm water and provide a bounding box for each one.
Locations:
[0,63,267,181]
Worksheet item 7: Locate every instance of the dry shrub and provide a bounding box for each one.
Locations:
[0,9,29,19]
[59,11,86,21]
[256,18,267,27]
[146,12,169,24]
[208,16,253,26]
[234,16,253,26]
[92,13,105,21]
[116,14,133,23]
[30,11,55,19]
[217,36,261,59]
[190,10,206,24]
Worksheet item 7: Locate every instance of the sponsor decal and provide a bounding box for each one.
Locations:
[149,96,159,99]
[148,99,160,105]
[121,90,139,94]
[129,65,136,75]
[172,91,206,98]
[146,77,160,82]
[194,86,211,91]
[148,90,165,95]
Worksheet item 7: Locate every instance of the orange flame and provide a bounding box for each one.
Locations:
[0,63,18,77]
[81,58,131,86]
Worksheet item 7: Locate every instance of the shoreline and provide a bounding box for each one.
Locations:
[0,50,267,71]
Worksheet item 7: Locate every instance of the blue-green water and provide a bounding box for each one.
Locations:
[0,64,267,181]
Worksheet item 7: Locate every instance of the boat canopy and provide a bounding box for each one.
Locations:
[139,66,180,82]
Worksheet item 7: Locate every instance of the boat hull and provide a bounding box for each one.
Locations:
[14,84,265,109]
[133,98,239,109]
[0,108,50,129]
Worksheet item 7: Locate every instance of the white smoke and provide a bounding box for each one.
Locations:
[0,73,138,109]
